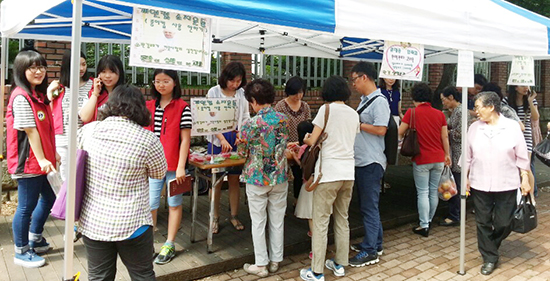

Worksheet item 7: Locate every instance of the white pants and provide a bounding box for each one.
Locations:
[56,145,68,182]
[246,181,288,266]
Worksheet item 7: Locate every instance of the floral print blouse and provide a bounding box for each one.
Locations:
[238,107,289,186]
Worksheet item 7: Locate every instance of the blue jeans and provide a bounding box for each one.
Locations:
[413,162,444,228]
[149,171,183,210]
[355,163,384,255]
[13,175,56,253]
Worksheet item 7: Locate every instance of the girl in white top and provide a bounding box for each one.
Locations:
[47,51,93,181]
[206,61,250,233]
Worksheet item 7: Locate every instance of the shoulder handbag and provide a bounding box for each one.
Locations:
[512,194,537,234]
[51,123,97,221]
[400,109,420,157]
[302,104,329,192]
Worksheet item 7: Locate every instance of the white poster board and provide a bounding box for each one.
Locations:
[507,56,535,86]
[456,50,474,87]
[190,98,237,136]
[380,41,424,81]
[130,7,212,73]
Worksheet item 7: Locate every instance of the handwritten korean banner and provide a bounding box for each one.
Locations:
[507,56,535,86]
[380,41,424,81]
[130,7,212,73]
[456,50,474,87]
[190,98,237,136]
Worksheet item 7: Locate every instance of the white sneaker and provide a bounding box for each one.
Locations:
[325,259,345,277]
[300,268,325,281]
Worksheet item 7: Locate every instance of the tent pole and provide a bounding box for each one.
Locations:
[458,86,468,275]
[0,36,7,214]
[63,0,83,280]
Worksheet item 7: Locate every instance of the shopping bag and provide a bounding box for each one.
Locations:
[51,149,88,221]
[437,166,457,201]
[512,195,537,234]
[534,134,550,167]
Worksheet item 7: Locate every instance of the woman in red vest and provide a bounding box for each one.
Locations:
[6,50,58,268]
[79,55,125,123]
[145,69,192,264]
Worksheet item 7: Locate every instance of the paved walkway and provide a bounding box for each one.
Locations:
[200,167,550,281]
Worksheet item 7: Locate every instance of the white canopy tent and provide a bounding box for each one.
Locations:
[2,0,550,280]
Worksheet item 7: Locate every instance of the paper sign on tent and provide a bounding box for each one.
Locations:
[508,56,535,86]
[380,41,424,81]
[456,50,474,87]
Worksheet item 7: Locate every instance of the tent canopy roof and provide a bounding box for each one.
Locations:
[2,0,550,63]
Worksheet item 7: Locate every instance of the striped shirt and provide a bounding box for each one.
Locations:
[11,95,41,179]
[153,105,192,137]
[504,97,538,152]
[78,117,167,241]
[55,79,93,146]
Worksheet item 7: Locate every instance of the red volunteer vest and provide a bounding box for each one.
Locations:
[52,78,94,133]
[85,86,109,124]
[146,98,189,171]
[6,87,57,175]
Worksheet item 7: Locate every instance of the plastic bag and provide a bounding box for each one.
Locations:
[438,166,458,201]
[534,134,550,167]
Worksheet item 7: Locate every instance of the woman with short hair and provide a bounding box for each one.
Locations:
[465,91,530,275]
[274,76,311,201]
[398,83,451,237]
[79,85,167,280]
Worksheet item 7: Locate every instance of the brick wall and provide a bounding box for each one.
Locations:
[540,60,550,108]
[35,41,72,82]
[221,52,252,83]
[489,62,509,94]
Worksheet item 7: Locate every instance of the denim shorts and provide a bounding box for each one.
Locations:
[149,171,183,209]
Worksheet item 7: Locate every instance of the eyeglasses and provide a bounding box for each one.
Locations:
[27,66,47,73]
[349,74,364,83]
[153,80,173,85]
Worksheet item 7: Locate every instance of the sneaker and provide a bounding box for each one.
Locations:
[154,244,175,265]
[14,250,45,268]
[325,259,345,277]
[300,268,325,281]
[349,251,379,267]
[351,243,383,256]
[29,238,51,254]
[243,263,268,277]
[268,261,279,273]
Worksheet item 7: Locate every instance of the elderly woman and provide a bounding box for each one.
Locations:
[439,86,470,226]
[299,76,359,281]
[78,85,167,280]
[465,91,530,276]
[274,76,311,201]
[398,83,451,237]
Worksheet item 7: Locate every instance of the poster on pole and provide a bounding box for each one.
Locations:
[190,98,237,136]
[380,41,424,81]
[456,50,474,87]
[507,56,535,86]
[130,7,212,73]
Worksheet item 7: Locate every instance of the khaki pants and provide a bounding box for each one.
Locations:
[311,180,354,273]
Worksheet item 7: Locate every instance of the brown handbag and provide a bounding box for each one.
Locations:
[302,104,329,192]
[400,108,420,157]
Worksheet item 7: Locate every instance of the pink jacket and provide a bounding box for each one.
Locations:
[464,115,530,192]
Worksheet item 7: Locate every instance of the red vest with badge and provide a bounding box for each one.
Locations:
[85,85,109,124]
[145,98,189,171]
[6,87,57,175]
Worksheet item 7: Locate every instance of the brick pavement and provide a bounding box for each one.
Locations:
[198,188,550,281]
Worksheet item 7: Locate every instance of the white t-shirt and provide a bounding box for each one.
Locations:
[312,103,360,183]
[205,85,251,146]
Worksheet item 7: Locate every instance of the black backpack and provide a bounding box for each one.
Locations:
[357,95,399,165]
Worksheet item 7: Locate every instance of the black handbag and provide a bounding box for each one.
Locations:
[534,133,550,167]
[400,109,420,157]
[302,104,329,192]
[512,195,537,234]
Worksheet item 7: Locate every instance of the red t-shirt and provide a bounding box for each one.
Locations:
[402,103,447,165]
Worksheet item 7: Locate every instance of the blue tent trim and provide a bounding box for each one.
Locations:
[490,0,550,54]
[109,0,336,33]
[339,37,383,60]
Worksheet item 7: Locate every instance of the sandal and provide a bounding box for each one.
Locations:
[230,215,245,231]
[211,217,219,234]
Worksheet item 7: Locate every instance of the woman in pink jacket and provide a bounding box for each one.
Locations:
[465,91,531,276]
